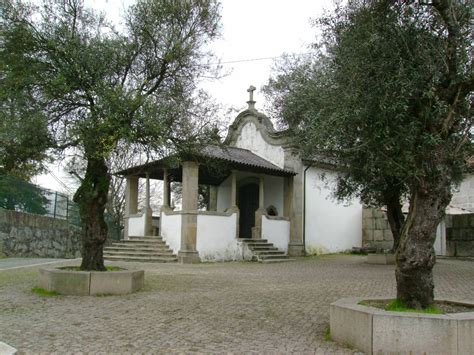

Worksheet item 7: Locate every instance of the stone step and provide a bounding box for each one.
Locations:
[124,238,165,243]
[248,246,278,251]
[104,255,177,263]
[252,250,286,255]
[105,246,173,253]
[257,255,291,261]
[239,239,268,243]
[128,236,164,241]
[104,249,174,255]
[104,251,174,258]
[259,258,295,263]
[112,242,167,248]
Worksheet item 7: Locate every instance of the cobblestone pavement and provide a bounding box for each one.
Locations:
[1,255,473,354]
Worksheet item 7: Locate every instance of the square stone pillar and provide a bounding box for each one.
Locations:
[253,175,265,239]
[162,168,170,208]
[178,161,201,264]
[285,155,305,256]
[230,170,237,207]
[209,185,217,211]
[284,176,293,218]
[144,173,153,236]
[124,176,139,239]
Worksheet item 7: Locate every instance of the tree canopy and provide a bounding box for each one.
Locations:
[1,0,222,270]
[265,0,473,308]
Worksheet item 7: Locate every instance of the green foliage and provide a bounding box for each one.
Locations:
[1,0,221,270]
[265,0,472,207]
[31,286,60,297]
[0,1,52,179]
[0,175,48,215]
[324,327,331,341]
[384,299,442,314]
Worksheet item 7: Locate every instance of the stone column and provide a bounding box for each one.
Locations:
[209,185,217,211]
[230,170,237,207]
[124,176,139,239]
[228,171,240,239]
[253,175,265,239]
[283,176,293,218]
[285,151,305,256]
[144,173,153,236]
[162,168,170,208]
[178,161,201,264]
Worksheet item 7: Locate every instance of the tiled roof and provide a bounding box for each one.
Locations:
[199,145,295,176]
[114,145,296,182]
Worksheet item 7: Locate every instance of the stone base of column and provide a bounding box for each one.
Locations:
[144,208,153,236]
[177,250,201,264]
[123,217,130,240]
[288,242,305,256]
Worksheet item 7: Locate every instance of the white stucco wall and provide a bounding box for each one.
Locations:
[128,214,145,237]
[451,174,474,211]
[262,216,289,252]
[160,213,181,253]
[235,122,285,168]
[264,175,284,216]
[305,167,363,253]
[196,213,240,261]
[217,175,232,212]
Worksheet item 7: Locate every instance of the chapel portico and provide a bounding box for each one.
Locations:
[116,144,297,263]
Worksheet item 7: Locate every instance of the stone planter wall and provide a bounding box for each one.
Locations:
[0,208,81,258]
[39,268,145,296]
[330,297,474,354]
[445,214,474,257]
[362,208,393,250]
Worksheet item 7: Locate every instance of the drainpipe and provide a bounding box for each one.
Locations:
[302,164,311,253]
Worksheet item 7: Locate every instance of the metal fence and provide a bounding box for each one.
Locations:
[0,175,121,241]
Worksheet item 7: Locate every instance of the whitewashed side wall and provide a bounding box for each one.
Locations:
[128,214,145,237]
[451,174,474,212]
[217,175,232,212]
[262,216,289,252]
[160,212,181,253]
[196,213,240,261]
[235,122,285,168]
[305,167,363,253]
[264,175,284,216]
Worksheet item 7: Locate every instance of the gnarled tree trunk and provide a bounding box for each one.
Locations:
[395,176,452,308]
[385,192,405,253]
[73,156,110,271]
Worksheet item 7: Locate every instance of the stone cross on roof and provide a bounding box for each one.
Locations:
[247,85,256,110]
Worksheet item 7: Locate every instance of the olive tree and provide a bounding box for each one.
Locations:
[265,0,472,308]
[1,0,221,270]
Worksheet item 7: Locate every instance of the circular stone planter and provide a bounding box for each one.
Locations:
[330,297,474,354]
[38,267,144,296]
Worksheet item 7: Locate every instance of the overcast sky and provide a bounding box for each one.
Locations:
[34,0,335,192]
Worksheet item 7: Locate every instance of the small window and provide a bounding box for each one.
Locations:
[266,205,278,216]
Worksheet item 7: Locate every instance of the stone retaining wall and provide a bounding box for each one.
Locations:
[445,214,474,257]
[0,208,81,258]
[362,207,393,250]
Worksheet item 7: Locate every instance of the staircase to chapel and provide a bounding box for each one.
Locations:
[240,239,294,263]
[104,236,177,263]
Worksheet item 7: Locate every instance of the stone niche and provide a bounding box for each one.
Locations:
[330,297,474,354]
[38,268,144,296]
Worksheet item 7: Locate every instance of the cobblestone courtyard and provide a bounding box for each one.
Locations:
[1,255,473,354]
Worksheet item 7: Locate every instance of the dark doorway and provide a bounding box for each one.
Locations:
[238,183,259,238]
